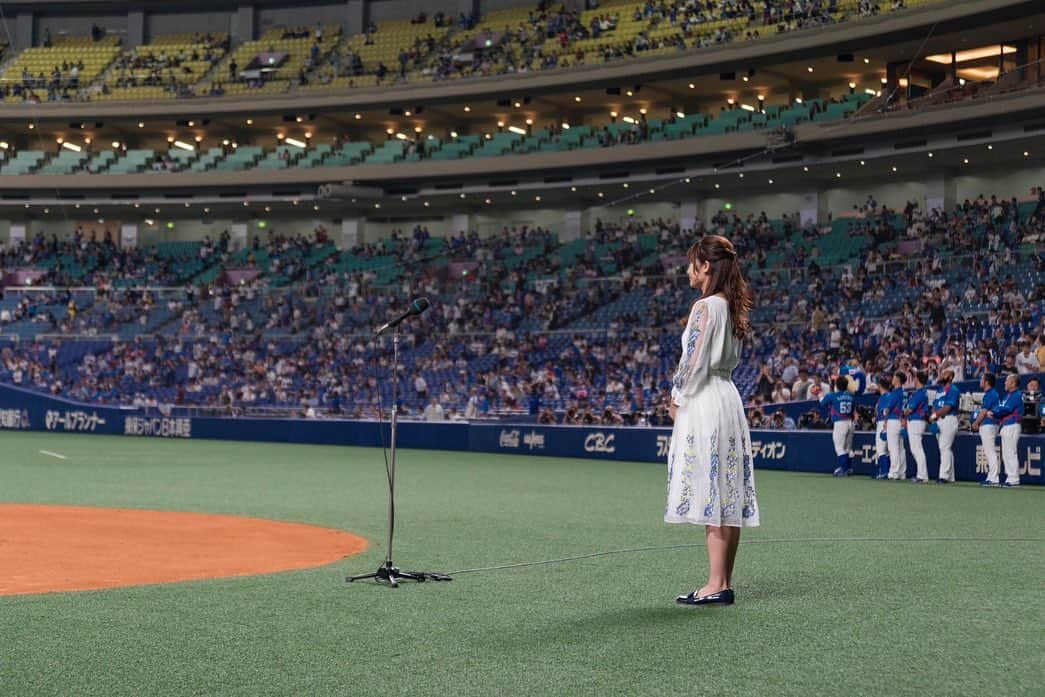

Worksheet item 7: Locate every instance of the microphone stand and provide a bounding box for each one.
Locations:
[347,327,451,587]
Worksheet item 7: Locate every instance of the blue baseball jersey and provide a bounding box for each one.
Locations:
[994,390,1023,427]
[906,387,930,421]
[933,384,960,416]
[886,387,905,420]
[875,394,889,422]
[978,389,1000,427]
[820,390,854,422]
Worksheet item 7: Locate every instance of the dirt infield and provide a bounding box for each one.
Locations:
[0,504,368,596]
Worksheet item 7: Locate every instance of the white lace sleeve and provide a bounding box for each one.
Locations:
[671,300,709,408]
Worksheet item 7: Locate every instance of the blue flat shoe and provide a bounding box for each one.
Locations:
[981,481,1000,487]
[676,588,735,606]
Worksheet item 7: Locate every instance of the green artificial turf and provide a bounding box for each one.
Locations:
[0,431,1042,697]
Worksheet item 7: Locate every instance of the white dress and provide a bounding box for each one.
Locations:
[665,294,760,527]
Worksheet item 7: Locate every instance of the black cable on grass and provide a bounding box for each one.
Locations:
[445,536,1045,575]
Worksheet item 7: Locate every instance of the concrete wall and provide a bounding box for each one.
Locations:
[953,167,1045,203]
[145,11,232,40]
[37,14,128,43]
[256,3,351,33]
[822,180,928,216]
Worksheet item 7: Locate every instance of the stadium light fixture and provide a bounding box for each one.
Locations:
[463,106,471,112]
[570,186,577,192]
[836,172,842,178]
[355,113,362,120]
[714,183,720,189]
[0,142,8,149]
[204,207,210,213]
[404,111,412,117]
[508,126,527,135]
[395,133,408,140]
[513,101,521,108]
[738,173,744,178]
[794,97,803,104]
[450,131,458,138]
[375,203,381,209]
[188,121,195,127]
[423,201,430,207]
[525,118,533,125]
[623,183,629,188]
[246,119,253,125]
[277,133,285,140]
[987,144,992,150]
[511,190,517,196]
[459,193,466,199]
[243,201,249,206]
[173,141,195,151]
[313,205,320,211]
[649,188,655,194]
[535,195,541,201]
[740,104,755,111]
[305,132,313,139]
[485,198,492,204]
[742,76,749,82]
[860,160,865,165]
[676,111,685,118]
[684,178,691,183]
[864,58,870,64]
[803,166,809,172]
[56,137,64,144]
[401,196,408,201]
[166,136,175,143]
[562,122,570,130]
[622,116,636,124]
[496,120,505,128]
[807,66,813,72]
[688,83,695,89]
[184,203,190,208]
[1024,151,1030,157]
[928,152,934,157]
[768,179,773,184]
[285,137,306,148]
[137,122,144,128]
[28,123,34,129]
[574,96,582,102]
[963,158,969,164]
[864,89,877,95]
[597,192,604,197]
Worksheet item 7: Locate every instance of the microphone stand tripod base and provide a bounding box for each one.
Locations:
[347,562,452,588]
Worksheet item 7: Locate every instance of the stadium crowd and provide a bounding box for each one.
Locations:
[1,187,1044,426]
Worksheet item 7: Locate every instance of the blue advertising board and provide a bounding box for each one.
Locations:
[0,384,1040,485]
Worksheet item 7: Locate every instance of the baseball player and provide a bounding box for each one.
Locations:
[820,376,855,476]
[904,370,931,482]
[928,369,961,483]
[873,377,892,479]
[971,372,1001,486]
[885,371,908,480]
[986,373,1023,487]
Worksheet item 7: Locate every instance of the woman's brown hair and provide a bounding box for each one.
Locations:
[687,235,754,340]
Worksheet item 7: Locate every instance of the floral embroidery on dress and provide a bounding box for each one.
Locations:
[721,436,739,518]
[741,436,757,519]
[672,304,705,390]
[703,429,720,518]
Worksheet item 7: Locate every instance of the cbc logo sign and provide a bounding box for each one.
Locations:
[584,432,616,454]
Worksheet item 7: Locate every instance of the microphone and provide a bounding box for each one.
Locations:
[375,297,431,335]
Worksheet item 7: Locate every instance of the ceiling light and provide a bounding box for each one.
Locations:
[742,76,749,82]
[535,195,541,201]
[395,133,408,140]
[204,207,210,213]
[459,193,466,199]
[166,136,175,143]
[0,142,8,149]
[222,139,230,146]
[1024,151,1030,157]
[860,160,865,165]
[84,137,92,144]
[757,95,765,101]
[688,83,695,89]
[137,122,144,128]
[807,66,814,73]
[609,111,618,118]
[574,96,582,102]
[313,205,320,211]
[848,82,856,89]
[803,166,809,172]
[676,111,685,118]
[639,107,647,115]
[928,152,934,157]
[401,196,408,201]
[925,45,1016,65]
[404,111,412,117]
[622,116,636,124]
[484,198,491,204]
[375,203,381,209]
[355,113,362,119]
[513,101,521,108]
[305,132,313,139]
[963,158,969,164]
[284,137,307,148]
[463,106,471,112]
[987,144,993,150]
[714,183,720,189]
[184,203,190,208]
[622,183,629,188]
[423,201,430,207]
[511,190,516,196]
[892,166,898,172]
[684,178,691,183]
[864,58,870,64]
[414,126,423,133]
[836,172,842,178]
[768,179,773,184]
[597,192,604,197]
[61,142,82,152]
[508,125,527,135]
[561,123,570,129]
[881,77,888,85]
[649,188,655,194]
[794,97,803,104]
[28,123,34,129]
[864,88,877,95]
[56,137,64,144]
[570,186,577,192]
[246,119,253,125]
[295,116,303,123]
[194,135,203,143]
[727,98,735,105]
[738,173,744,179]
[173,140,195,151]
[276,133,285,140]
[525,118,533,125]
[243,201,249,206]
[740,104,755,112]
[496,120,505,128]
[450,131,458,138]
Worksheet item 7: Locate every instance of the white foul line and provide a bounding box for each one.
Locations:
[38,450,68,460]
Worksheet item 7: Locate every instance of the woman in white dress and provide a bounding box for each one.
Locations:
[667,235,759,606]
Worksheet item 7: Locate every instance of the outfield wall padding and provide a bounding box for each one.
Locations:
[1,384,1040,485]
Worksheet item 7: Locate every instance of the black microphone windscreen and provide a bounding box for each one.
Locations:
[412,297,431,313]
